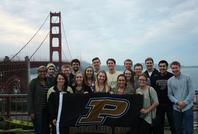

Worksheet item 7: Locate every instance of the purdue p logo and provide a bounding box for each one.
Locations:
[76,98,130,126]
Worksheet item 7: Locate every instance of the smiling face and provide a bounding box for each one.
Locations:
[62,67,71,77]
[171,64,181,77]
[92,59,101,71]
[72,62,80,72]
[107,60,115,71]
[47,66,55,76]
[124,70,132,81]
[97,72,107,84]
[57,74,65,87]
[138,75,147,87]
[38,67,47,79]
[159,63,168,74]
[145,60,154,71]
[85,67,94,78]
[134,65,143,76]
[124,61,132,70]
[75,72,84,86]
[117,75,126,89]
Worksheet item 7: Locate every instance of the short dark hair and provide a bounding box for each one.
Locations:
[145,57,154,63]
[134,63,143,70]
[124,59,132,64]
[71,59,80,65]
[158,60,168,67]
[92,57,100,62]
[170,61,181,67]
[106,58,116,65]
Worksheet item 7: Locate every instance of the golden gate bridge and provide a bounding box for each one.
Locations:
[0,12,72,94]
[0,12,73,132]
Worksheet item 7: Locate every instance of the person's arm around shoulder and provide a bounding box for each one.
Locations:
[67,86,74,93]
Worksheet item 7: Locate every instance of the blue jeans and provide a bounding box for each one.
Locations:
[173,108,193,134]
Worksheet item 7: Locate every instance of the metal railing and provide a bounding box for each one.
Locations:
[193,91,198,129]
[0,94,29,119]
[0,94,33,133]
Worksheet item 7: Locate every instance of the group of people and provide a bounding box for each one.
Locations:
[28,57,195,134]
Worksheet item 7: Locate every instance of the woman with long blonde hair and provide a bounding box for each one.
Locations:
[95,70,110,93]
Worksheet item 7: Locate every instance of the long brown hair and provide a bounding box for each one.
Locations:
[83,66,95,86]
[123,69,134,83]
[53,72,68,92]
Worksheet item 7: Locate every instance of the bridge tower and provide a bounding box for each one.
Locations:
[50,12,62,65]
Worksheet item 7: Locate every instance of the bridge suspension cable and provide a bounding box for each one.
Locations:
[29,32,49,60]
[30,15,60,60]
[10,14,50,61]
[62,21,72,60]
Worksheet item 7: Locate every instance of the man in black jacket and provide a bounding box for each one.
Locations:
[144,57,159,90]
[155,60,175,134]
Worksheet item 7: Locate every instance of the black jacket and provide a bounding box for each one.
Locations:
[144,68,159,91]
[71,85,93,94]
[155,71,173,104]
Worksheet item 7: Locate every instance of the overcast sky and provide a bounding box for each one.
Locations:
[0,0,198,65]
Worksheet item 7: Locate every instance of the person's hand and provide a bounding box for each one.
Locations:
[180,101,186,109]
[52,119,56,126]
[140,108,149,114]
[109,91,114,94]
[177,101,186,110]
[84,91,88,94]
[30,113,35,120]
